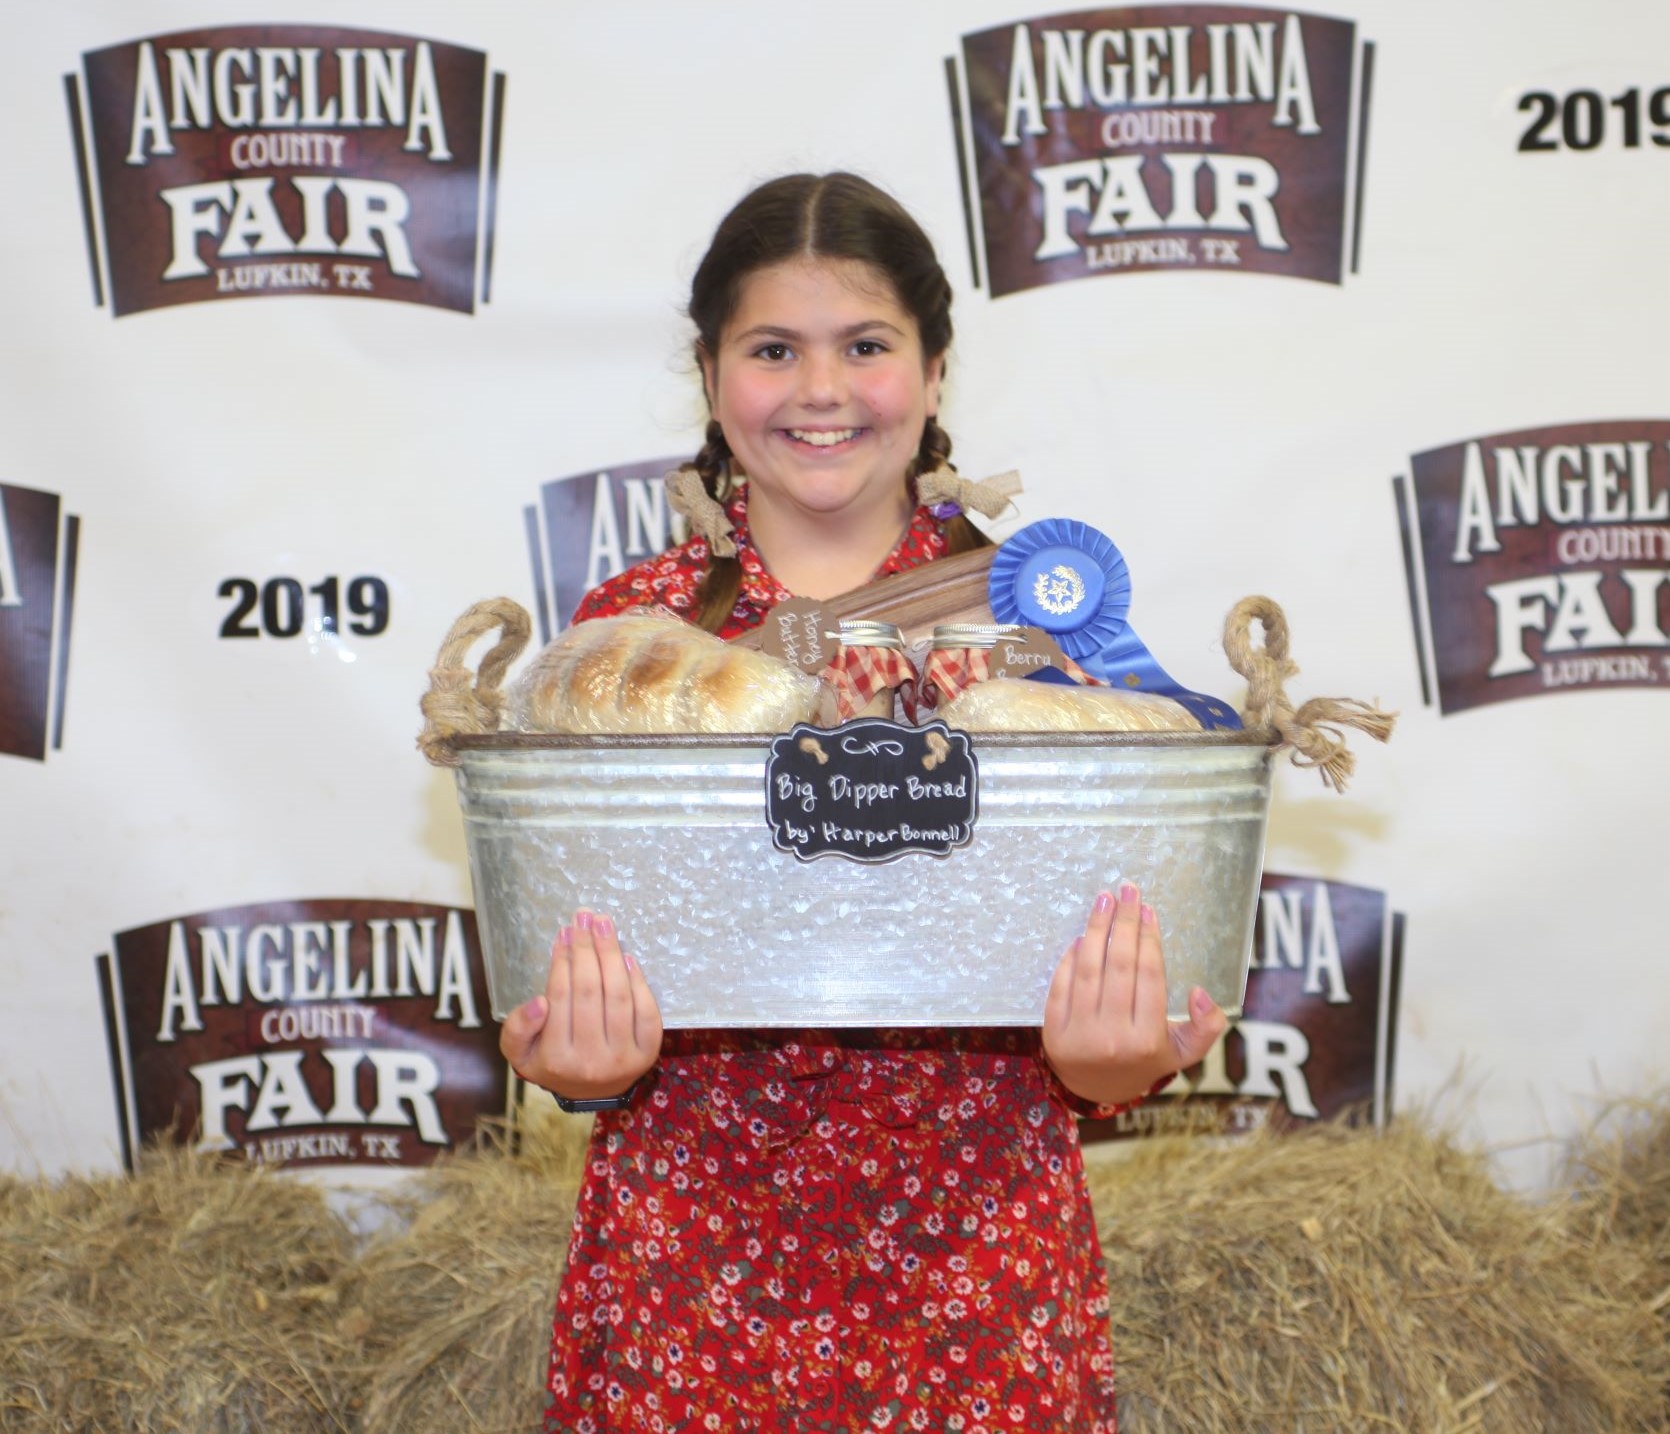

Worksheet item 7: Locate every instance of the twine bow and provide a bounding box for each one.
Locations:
[915,466,1023,520]
[1223,596,1396,792]
[665,468,737,558]
[417,597,533,767]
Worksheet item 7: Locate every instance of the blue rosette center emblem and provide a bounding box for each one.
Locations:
[989,521,1129,655]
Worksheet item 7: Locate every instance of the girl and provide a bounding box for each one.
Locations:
[500,172,1227,1434]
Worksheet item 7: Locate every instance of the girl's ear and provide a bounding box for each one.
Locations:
[924,353,945,420]
[697,343,717,410]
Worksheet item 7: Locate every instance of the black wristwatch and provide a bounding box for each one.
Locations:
[554,1079,640,1114]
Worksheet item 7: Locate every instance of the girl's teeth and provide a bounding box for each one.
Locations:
[789,429,858,447]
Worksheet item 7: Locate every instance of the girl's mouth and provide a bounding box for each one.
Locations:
[783,427,864,449]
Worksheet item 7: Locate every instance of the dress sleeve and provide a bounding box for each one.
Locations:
[569,575,630,626]
[1043,1062,1176,1121]
[565,538,708,629]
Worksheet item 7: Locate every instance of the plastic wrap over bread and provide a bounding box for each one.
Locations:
[938,677,1203,733]
[505,611,823,736]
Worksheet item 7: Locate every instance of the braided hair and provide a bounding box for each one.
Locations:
[679,173,988,633]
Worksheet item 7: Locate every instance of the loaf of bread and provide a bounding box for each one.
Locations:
[506,612,823,735]
[938,677,1202,733]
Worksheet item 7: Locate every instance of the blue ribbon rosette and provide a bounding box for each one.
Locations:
[987,518,1241,730]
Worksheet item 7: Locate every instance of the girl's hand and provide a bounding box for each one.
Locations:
[1041,883,1228,1108]
[498,910,663,1101]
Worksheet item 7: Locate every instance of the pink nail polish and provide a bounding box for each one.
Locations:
[575,910,593,932]
[1093,891,1113,916]
[1140,903,1156,926]
[623,951,637,971]
[596,914,614,937]
[1120,882,1139,905]
[557,925,573,945]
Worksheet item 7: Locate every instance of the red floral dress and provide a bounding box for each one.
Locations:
[547,487,1128,1433]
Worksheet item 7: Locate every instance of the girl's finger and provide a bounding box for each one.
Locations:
[623,950,663,1054]
[498,994,549,1076]
[591,912,634,1047]
[1169,987,1229,1070]
[1130,902,1169,1031]
[544,928,575,1044]
[1043,940,1079,1036]
[567,913,605,1041]
[1104,883,1143,1021]
[1083,887,1116,947]
[1075,891,1115,1011]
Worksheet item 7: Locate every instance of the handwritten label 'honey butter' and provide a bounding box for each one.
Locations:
[764,718,979,863]
[758,597,838,674]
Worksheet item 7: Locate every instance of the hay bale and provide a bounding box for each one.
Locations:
[1565,1092,1670,1289]
[4,1096,1663,1433]
[0,1145,358,1433]
[1090,1115,1670,1433]
[1561,1092,1670,1423]
[343,1105,590,1434]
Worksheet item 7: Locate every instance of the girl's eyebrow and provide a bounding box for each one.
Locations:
[731,319,906,344]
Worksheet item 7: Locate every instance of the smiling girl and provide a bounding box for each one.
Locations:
[500,172,1226,1433]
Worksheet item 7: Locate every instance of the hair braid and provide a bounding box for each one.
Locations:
[690,421,745,632]
[910,416,992,556]
[909,416,954,486]
[690,419,734,500]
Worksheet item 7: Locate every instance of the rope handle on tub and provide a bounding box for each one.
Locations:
[417,597,533,768]
[1223,596,1396,793]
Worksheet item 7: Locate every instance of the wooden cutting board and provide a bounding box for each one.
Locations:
[728,546,998,650]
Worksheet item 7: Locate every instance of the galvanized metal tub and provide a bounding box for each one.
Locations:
[451,729,1273,1027]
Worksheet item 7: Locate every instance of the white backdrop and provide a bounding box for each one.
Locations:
[3,0,1666,1187]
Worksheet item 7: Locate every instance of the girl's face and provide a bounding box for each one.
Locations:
[701,257,943,527]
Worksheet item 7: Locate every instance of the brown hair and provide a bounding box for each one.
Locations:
[677,172,988,632]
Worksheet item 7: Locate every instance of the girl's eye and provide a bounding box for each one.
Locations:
[755,343,791,362]
[851,339,888,357]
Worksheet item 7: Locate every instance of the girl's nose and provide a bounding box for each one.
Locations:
[797,349,846,407]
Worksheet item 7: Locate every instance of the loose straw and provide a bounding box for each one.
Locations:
[1223,595,1396,792]
[417,597,532,767]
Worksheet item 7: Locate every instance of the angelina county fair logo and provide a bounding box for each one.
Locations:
[1395,420,1670,714]
[0,483,79,763]
[66,27,504,316]
[947,6,1373,294]
[96,899,511,1171]
[523,456,687,642]
[1084,874,1403,1142]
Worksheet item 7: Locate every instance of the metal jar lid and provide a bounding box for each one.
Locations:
[837,618,907,651]
[930,623,1029,650]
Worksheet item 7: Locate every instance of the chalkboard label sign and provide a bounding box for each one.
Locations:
[765,718,979,864]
